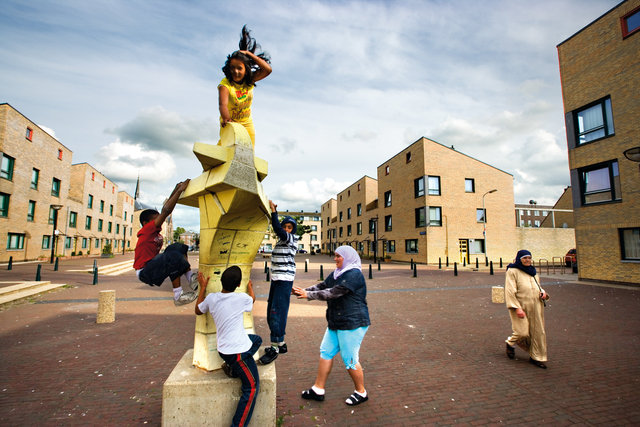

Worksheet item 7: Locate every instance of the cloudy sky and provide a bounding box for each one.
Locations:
[0,0,620,231]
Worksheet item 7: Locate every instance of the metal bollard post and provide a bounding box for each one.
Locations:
[454,262,458,276]
[485,257,489,267]
[305,260,308,273]
[93,260,98,285]
[413,263,417,278]
[7,256,12,270]
[264,261,268,273]
[54,257,59,271]
[490,261,494,275]
[500,258,503,268]
[475,258,479,269]
[35,264,42,281]
[439,257,442,269]
[368,264,372,279]
[320,265,324,281]
[410,258,414,269]
[377,260,381,271]
[266,269,270,281]
[463,258,466,267]
[446,256,449,267]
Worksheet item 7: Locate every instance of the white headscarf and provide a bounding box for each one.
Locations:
[333,245,362,279]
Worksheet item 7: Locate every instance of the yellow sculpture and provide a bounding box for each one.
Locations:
[178,122,269,371]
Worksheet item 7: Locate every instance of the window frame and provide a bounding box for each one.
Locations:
[357,203,362,216]
[85,216,92,230]
[384,190,392,207]
[6,233,25,250]
[31,168,39,190]
[465,178,475,193]
[387,240,395,253]
[51,178,61,197]
[619,227,640,261]
[621,5,640,38]
[42,235,51,249]
[384,215,392,232]
[357,222,362,235]
[69,211,77,228]
[429,206,442,226]
[428,176,441,196]
[578,160,621,205]
[405,239,418,254]
[88,194,93,209]
[415,207,426,228]
[414,177,425,198]
[477,208,487,223]
[27,200,36,222]
[573,96,614,146]
[1,154,15,181]
[26,127,33,141]
[0,192,10,217]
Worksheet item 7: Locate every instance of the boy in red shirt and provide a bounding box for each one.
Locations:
[133,180,198,305]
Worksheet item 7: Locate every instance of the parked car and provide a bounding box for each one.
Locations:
[297,249,308,254]
[565,249,577,267]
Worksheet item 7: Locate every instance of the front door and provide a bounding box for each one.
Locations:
[459,239,469,264]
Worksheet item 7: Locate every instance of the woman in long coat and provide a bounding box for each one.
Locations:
[505,250,550,369]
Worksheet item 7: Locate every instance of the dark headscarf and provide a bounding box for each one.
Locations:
[506,249,537,276]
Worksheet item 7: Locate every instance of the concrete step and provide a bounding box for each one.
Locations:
[0,281,66,305]
[66,260,133,276]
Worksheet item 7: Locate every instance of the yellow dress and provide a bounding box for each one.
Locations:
[504,268,548,362]
[218,78,255,147]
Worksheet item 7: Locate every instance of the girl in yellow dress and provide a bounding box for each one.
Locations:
[218,25,272,148]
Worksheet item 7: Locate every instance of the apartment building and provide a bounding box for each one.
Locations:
[322,138,517,264]
[260,210,322,253]
[557,0,640,284]
[515,203,554,228]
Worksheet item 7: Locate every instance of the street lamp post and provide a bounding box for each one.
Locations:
[49,204,63,263]
[122,225,127,255]
[482,189,497,262]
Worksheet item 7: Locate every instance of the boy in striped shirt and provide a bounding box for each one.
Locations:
[259,200,298,365]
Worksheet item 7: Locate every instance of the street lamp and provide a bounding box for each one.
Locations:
[482,189,497,262]
[122,224,127,255]
[49,204,63,263]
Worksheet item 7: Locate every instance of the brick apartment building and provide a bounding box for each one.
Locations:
[557,0,640,284]
[260,210,322,253]
[0,103,155,262]
[322,138,520,265]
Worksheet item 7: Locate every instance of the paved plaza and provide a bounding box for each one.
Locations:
[0,253,639,426]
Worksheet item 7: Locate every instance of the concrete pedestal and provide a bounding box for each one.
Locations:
[162,349,276,427]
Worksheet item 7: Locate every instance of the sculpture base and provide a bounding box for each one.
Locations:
[162,349,276,427]
[491,286,505,303]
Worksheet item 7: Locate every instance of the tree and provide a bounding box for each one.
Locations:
[173,226,186,242]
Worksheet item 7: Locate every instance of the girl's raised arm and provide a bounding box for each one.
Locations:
[240,50,272,83]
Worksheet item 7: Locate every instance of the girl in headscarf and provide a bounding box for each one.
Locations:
[504,250,550,369]
[292,245,371,406]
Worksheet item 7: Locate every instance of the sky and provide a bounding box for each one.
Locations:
[0,0,620,231]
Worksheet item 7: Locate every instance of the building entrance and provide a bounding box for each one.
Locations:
[459,239,469,264]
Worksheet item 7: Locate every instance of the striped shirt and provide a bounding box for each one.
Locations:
[270,213,298,281]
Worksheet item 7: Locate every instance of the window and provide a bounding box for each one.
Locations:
[620,228,640,260]
[7,233,25,250]
[100,200,104,213]
[310,235,317,241]
[58,149,63,160]
[406,152,412,163]
[534,220,540,227]
[0,193,10,217]
[347,208,352,219]
[124,211,127,221]
[385,215,392,232]
[26,127,33,141]
[534,210,540,216]
[357,222,362,235]
[369,219,376,234]
[48,207,55,224]
[88,194,93,209]
[414,177,425,197]
[98,219,103,232]
[469,239,485,254]
[384,191,392,207]
[311,225,317,231]
[91,172,95,181]
[82,238,88,249]
[108,222,112,233]
[1,154,15,180]
[574,97,614,145]
[357,183,361,191]
[579,160,621,204]
[116,224,120,234]
[405,239,418,253]
[339,227,343,237]
[477,208,486,223]
[110,205,113,216]
[415,207,426,227]
[622,6,640,38]
[31,168,39,189]
[51,178,61,197]
[65,237,72,249]
[385,165,390,175]
[428,176,441,195]
[42,235,51,249]
[465,178,475,193]
[347,225,352,236]
[429,206,442,226]
[95,239,100,249]
[85,216,92,230]
[347,190,350,197]
[339,211,343,222]
[387,240,395,253]
[69,211,77,228]
[357,203,362,216]
[27,200,35,221]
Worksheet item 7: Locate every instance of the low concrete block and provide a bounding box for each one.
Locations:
[96,290,115,323]
[491,286,505,304]
[162,349,276,427]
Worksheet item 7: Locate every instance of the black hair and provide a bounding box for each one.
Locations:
[140,209,159,226]
[222,25,271,87]
[221,265,242,292]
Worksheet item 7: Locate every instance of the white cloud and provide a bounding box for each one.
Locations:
[95,140,177,183]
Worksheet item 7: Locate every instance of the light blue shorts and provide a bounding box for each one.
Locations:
[319,326,369,370]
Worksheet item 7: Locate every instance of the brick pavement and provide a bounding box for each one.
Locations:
[0,254,639,426]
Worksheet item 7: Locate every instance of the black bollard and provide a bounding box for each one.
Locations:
[439,257,442,269]
[446,256,449,267]
[490,261,494,275]
[7,256,12,270]
[485,257,488,267]
[92,262,98,285]
[266,269,270,281]
[377,260,381,271]
[264,261,268,273]
[35,264,42,281]
[463,257,466,267]
[320,265,324,281]
[500,258,503,268]
[410,258,414,270]
[305,260,308,273]
[369,264,373,279]
[454,262,458,276]
[475,258,479,269]
[413,263,417,278]
[54,257,59,271]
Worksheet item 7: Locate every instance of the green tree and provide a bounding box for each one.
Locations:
[173,226,186,242]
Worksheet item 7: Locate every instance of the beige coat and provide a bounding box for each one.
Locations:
[504,268,548,362]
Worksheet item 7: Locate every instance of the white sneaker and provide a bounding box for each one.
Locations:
[174,290,197,306]
[188,270,199,292]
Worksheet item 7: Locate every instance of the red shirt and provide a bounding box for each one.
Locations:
[133,221,163,270]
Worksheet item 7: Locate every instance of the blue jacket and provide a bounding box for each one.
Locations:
[324,269,370,330]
